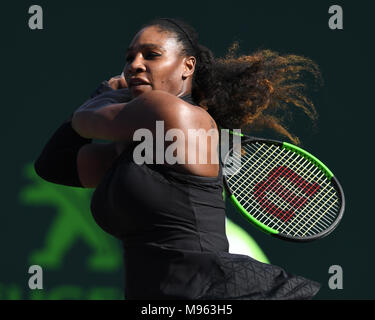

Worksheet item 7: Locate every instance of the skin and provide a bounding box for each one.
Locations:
[123,25,195,98]
[74,26,219,188]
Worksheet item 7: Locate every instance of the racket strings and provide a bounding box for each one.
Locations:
[232,144,340,236]
[295,190,338,236]
[231,147,304,223]
[229,152,337,237]
[225,142,340,238]
[240,147,338,234]
[235,144,340,236]
[229,146,333,234]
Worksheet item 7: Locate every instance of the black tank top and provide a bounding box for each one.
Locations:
[90,94,228,252]
[90,94,320,300]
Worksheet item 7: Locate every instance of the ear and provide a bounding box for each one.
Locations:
[182,56,196,79]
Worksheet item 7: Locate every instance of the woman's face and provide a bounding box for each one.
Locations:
[123,26,188,98]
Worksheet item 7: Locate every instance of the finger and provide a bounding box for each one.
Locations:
[119,77,128,88]
[108,74,127,89]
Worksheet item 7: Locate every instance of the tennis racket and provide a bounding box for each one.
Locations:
[222,131,345,242]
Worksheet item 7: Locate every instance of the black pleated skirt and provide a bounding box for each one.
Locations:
[123,245,320,300]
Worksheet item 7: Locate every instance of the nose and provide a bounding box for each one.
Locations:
[126,53,146,75]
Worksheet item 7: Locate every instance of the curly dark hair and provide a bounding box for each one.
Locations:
[142,18,322,145]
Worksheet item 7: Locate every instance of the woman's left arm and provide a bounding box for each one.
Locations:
[72,89,130,139]
[71,90,188,142]
[72,74,132,139]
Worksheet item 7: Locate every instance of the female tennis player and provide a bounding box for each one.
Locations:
[34,18,321,299]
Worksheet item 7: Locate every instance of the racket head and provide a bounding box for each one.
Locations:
[223,136,345,242]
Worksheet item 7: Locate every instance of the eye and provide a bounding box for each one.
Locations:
[145,52,161,59]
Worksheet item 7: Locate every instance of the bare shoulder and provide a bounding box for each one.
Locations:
[138,90,216,130]
[134,91,219,176]
[136,90,193,115]
[182,99,218,132]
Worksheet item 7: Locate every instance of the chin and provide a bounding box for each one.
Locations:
[130,85,153,97]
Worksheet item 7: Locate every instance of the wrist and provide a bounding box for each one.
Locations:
[90,80,114,98]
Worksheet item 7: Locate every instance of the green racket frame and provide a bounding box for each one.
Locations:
[222,135,345,242]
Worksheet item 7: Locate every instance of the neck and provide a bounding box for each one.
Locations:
[176,78,193,98]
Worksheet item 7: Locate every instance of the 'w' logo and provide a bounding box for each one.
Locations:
[253,166,320,222]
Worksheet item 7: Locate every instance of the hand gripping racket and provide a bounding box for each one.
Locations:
[222,132,345,242]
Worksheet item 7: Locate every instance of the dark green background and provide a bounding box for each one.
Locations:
[1,0,374,299]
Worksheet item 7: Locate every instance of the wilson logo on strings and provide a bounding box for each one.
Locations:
[253,166,320,221]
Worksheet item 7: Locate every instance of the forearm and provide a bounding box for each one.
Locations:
[82,87,132,108]
[34,82,130,187]
[72,90,130,139]
[34,116,92,187]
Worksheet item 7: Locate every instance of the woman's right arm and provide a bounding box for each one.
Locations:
[34,77,131,188]
[34,116,94,187]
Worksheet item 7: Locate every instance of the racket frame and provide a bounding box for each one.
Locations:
[222,135,345,242]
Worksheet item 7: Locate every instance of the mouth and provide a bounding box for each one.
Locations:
[128,78,151,88]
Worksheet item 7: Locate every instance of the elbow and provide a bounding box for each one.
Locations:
[33,155,83,188]
[34,154,55,183]
[34,154,44,177]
